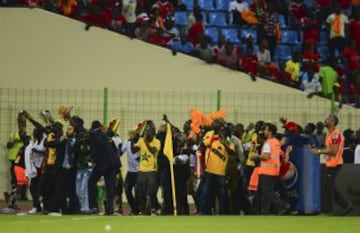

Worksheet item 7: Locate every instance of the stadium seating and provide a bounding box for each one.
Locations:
[274,45,292,61]
[181,0,194,10]
[221,28,240,43]
[175,11,188,26]
[209,12,228,27]
[278,14,287,29]
[318,46,329,62]
[240,29,257,42]
[198,0,215,11]
[319,30,328,45]
[215,0,230,11]
[281,30,300,45]
[205,27,219,43]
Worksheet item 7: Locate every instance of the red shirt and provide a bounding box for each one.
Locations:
[239,55,258,75]
[188,22,204,46]
[303,50,321,72]
[337,0,351,8]
[350,19,360,46]
[342,48,360,71]
[82,11,112,27]
[301,17,320,44]
[153,1,175,18]
[289,2,306,21]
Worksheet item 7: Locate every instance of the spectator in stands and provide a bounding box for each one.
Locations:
[257,38,276,79]
[258,3,279,59]
[169,33,194,55]
[301,10,320,45]
[350,8,360,47]
[213,34,226,59]
[288,0,306,28]
[195,36,215,63]
[304,122,320,147]
[239,46,258,81]
[135,17,151,41]
[326,5,350,58]
[216,41,238,69]
[57,0,78,17]
[82,4,112,29]
[316,121,326,147]
[162,15,179,41]
[188,14,204,46]
[151,5,165,30]
[250,0,267,17]
[229,0,250,26]
[302,43,321,72]
[152,0,175,18]
[285,52,301,88]
[110,8,127,33]
[122,0,138,37]
[343,129,357,163]
[302,68,322,98]
[187,5,201,30]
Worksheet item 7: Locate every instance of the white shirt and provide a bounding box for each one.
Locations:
[122,0,137,23]
[24,137,46,178]
[121,139,140,172]
[326,13,349,38]
[303,73,322,94]
[257,49,271,64]
[229,0,249,12]
[354,145,360,164]
[262,142,271,154]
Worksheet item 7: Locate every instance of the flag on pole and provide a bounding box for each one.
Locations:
[163,123,177,216]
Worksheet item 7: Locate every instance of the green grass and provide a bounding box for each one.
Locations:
[0,215,359,233]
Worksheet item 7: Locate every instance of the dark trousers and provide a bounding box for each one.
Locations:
[265,35,277,60]
[30,173,41,210]
[88,165,118,215]
[40,165,56,212]
[258,174,287,214]
[137,171,159,215]
[160,168,173,215]
[199,172,227,215]
[175,167,190,215]
[124,172,139,214]
[329,37,346,58]
[323,166,349,213]
[50,167,79,213]
[9,160,17,188]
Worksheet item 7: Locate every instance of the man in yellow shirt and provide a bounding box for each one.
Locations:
[132,123,161,215]
[285,52,301,87]
[198,119,235,215]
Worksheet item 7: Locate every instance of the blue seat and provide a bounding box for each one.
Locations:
[281,30,300,45]
[174,12,188,26]
[318,46,329,62]
[221,28,240,43]
[205,27,219,43]
[209,12,228,27]
[240,29,257,42]
[198,0,214,11]
[278,14,287,29]
[274,45,292,61]
[215,0,230,11]
[319,30,328,45]
[181,0,194,10]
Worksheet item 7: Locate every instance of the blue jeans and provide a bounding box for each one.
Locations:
[76,168,92,212]
[199,172,227,215]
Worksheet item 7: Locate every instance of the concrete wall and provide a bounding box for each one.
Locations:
[0,8,359,197]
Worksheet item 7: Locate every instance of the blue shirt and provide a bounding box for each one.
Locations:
[170,40,194,54]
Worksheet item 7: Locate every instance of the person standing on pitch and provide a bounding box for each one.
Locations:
[310,115,353,215]
[255,122,289,215]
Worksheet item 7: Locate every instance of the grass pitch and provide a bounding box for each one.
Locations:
[0,215,359,233]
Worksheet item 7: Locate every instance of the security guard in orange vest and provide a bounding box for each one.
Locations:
[255,122,289,215]
[310,115,353,215]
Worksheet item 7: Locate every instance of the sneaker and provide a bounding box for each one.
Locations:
[338,203,353,216]
[28,208,38,214]
[48,212,62,217]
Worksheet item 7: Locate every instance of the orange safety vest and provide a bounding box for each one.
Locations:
[325,128,344,167]
[259,138,281,176]
[248,166,260,191]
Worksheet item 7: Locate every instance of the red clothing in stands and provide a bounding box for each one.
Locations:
[316,0,332,8]
[342,48,360,71]
[153,1,175,18]
[350,19,360,46]
[303,50,321,72]
[188,22,204,46]
[239,55,258,75]
[289,2,306,21]
[301,17,320,44]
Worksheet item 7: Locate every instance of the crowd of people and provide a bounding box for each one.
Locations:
[4,106,359,216]
[1,0,360,109]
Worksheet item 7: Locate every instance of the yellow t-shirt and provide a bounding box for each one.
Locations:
[136,137,161,172]
[203,131,235,176]
[246,133,258,167]
[285,60,300,82]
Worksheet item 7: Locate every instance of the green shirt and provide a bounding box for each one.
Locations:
[7,132,30,161]
[319,66,338,96]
